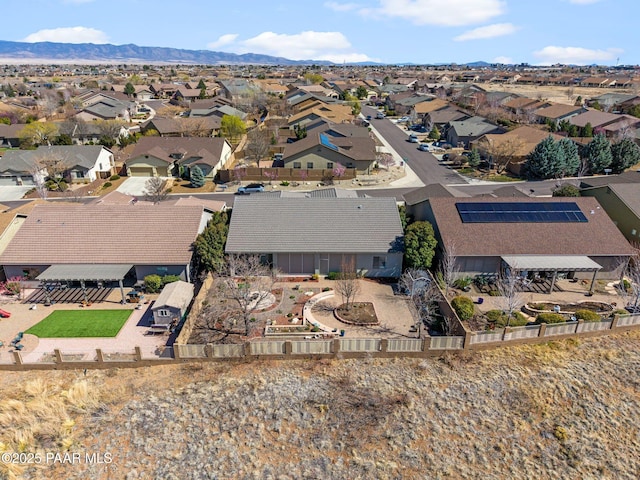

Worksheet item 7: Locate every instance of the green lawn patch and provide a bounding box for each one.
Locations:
[25,309,132,338]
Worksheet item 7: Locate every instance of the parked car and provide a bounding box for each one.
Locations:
[407,134,419,143]
[418,143,430,152]
[237,183,265,194]
[376,112,385,119]
[366,115,372,121]
[397,116,410,123]
[441,153,450,161]
[410,125,427,133]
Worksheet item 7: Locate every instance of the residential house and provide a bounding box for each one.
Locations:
[422,106,470,131]
[445,116,504,149]
[287,104,353,129]
[139,116,221,137]
[414,197,634,284]
[0,123,27,148]
[533,103,586,126]
[282,126,376,174]
[581,183,640,243]
[0,145,114,185]
[0,203,208,283]
[471,126,564,176]
[225,197,404,278]
[75,96,135,122]
[124,136,232,178]
[151,280,194,330]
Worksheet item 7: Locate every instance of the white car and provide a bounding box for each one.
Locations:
[397,116,410,122]
[418,143,430,151]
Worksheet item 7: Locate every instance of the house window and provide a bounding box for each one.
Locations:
[327,162,333,169]
[632,229,637,236]
[157,309,171,317]
[293,162,301,169]
[156,267,168,273]
[307,162,314,169]
[372,256,386,269]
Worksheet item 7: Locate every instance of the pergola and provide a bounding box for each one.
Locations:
[36,264,133,304]
[501,255,602,294]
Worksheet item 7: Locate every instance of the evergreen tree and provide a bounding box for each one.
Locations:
[524,136,561,179]
[197,78,206,89]
[190,165,205,188]
[582,122,593,137]
[428,126,441,140]
[585,133,612,174]
[468,148,481,168]
[124,82,135,97]
[558,138,580,177]
[611,138,640,173]
[193,212,229,273]
[199,87,207,99]
[403,221,438,270]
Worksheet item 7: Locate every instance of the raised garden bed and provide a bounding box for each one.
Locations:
[334,302,379,325]
[523,301,613,317]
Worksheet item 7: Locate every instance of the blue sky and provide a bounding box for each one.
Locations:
[6,0,636,65]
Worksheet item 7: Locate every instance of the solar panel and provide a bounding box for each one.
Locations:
[455,202,588,223]
[319,133,339,152]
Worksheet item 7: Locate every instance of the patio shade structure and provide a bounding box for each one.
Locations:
[501,255,602,294]
[36,264,133,304]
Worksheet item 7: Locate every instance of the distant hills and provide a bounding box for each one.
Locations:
[0,40,333,65]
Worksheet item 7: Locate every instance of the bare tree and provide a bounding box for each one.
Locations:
[620,247,640,312]
[143,177,169,203]
[34,150,69,192]
[245,127,271,165]
[95,119,127,140]
[482,136,525,174]
[399,269,445,336]
[193,254,278,340]
[179,117,213,137]
[334,256,361,311]
[376,152,395,171]
[439,241,460,297]
[565,87,575,102]
[496,267,526,327]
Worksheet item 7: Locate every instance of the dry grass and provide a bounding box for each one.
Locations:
[0,331,639,479]
[479,83,636,105]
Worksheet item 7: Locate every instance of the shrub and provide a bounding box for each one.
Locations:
[612,309,629,317]
[280,181,290,186]
[103,181,112,188]
[144,274,162,293]
[451,296,474,321]
[574,309,601,322]
[109,174,120,181]
[322,287,331,292]
[327,271,339,280]
[453,276,473,290]
[485,310,528,327]
[535,313,565,324]
[311,273,319,280]
[161,274,181,286]
[488,290,500,296]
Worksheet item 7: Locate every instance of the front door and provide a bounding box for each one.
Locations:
[319,254,329,274]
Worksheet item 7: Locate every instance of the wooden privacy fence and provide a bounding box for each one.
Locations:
[2,315,640,371]
[217,167,357,183]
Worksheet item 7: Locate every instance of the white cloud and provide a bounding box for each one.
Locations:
[23,27,108,44]
[454,23,518,41]
[324,1,360,11]
[207,34,239,49]
[493,56,513,64]
[533,46,623,65]
[210,30,375,63]
[361,0,506,26]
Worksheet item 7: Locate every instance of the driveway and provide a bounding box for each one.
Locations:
[116,176,153,196]
[0,186,33,202]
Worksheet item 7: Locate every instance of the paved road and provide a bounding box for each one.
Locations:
[362,105,463,186]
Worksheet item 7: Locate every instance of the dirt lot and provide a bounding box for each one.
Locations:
[479,83,636,105]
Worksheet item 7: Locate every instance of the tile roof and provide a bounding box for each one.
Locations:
[126,137,227,167]
[0,204,204,265]
[427,197,634,257]
[534,103,585,120]
[226,197,403,254]
[0,145,108,173]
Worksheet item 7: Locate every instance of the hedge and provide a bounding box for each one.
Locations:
[535,313,565,324]
[485,309,528,327]
[574,309,601,322]
[451,296,474,321]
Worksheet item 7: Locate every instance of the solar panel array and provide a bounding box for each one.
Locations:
[456,202,588,223]
[319,133,339,152]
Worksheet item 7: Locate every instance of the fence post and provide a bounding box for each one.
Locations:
[12,351,23,365]
[205,343,214,358]
[173,344,182,360]
[537,323,547,337]
[610,315,620,329]
[575,319,583,333]
[380,338,388,353]
[244,342,252,357]
[463,330,473,349]
[134,347,142,361]
[332,338,341,356]
[502,327,511,341]
[421,337,428,352]
[54,349,63,364]
[96,349,105,364]
[284,341,293,355]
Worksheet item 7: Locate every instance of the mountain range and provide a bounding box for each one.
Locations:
[0,40,332,65]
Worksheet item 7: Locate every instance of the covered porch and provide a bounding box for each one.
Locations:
[501,255,602,295]
[35,264,134,304]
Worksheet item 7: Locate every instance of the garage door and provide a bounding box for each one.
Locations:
[129,167,154,177]
[0,176,18,186]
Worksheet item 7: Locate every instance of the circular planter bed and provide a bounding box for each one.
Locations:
[334,302,379,325]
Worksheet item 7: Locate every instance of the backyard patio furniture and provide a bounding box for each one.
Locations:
[14,344,23,351]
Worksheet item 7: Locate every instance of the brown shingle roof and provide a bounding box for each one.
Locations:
[535,103,584,120]
[428,197,633,257]
[0,204,204,265]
